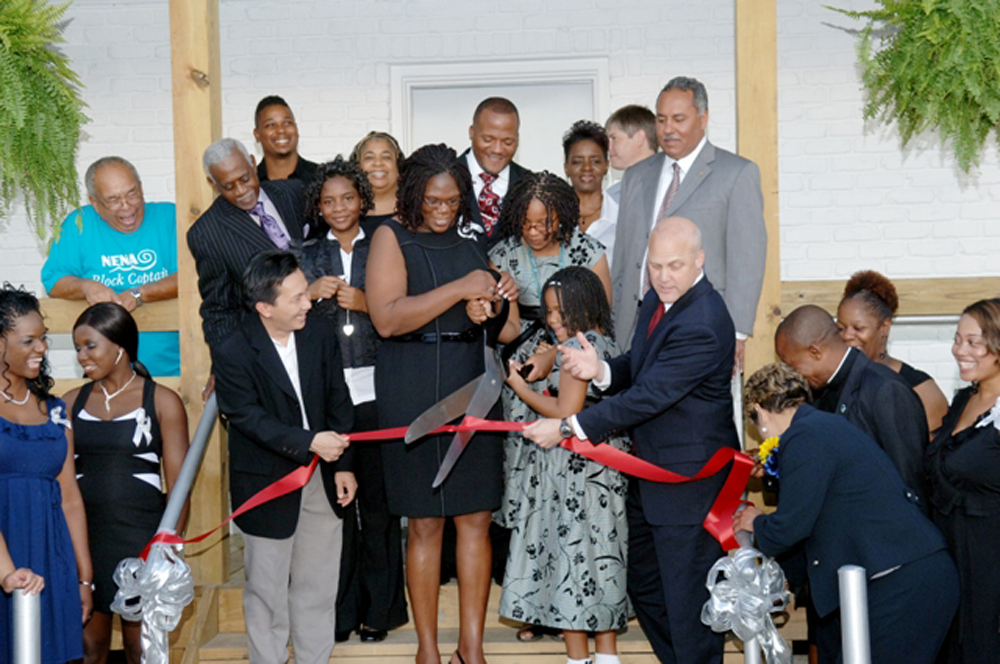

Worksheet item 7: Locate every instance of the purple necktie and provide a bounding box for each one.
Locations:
[252,201,290,250]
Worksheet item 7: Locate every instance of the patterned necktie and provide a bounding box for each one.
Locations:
[478,172,501,236]
[647,303,665,338]
[642,162,683,295]
[252,201,290,250]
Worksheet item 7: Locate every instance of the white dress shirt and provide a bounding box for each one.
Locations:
[467,151,511,201]
[327,225,376,406]
[584,194,619,271]
[271,332,310,429]
[637,135,708,294]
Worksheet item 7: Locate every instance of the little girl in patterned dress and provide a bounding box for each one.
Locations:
[500,266,629,664]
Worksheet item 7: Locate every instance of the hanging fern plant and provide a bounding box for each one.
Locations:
[0,0,88,240]
[829,1,1000,172]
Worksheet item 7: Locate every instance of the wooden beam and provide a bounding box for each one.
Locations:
[40,298,179,334]
[735,0,780,380]
[782,277,1000,317]
[170,0,227,585]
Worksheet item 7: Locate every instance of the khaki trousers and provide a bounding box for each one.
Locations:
[242,470,343,664]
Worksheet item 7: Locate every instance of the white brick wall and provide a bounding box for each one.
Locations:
[2,0,990,393]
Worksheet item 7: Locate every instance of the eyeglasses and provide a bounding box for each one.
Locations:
[423,197,461,209]
[98,189,142,210]
[522,219,553,233]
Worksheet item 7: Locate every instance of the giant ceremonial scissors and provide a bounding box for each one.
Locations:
[405,295,512,488]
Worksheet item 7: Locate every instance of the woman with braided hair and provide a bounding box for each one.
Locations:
[367,144,511,664]
[465,171,610,644]
[836,269,949,432]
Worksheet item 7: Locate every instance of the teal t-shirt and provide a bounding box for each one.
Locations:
[41,202,180,376]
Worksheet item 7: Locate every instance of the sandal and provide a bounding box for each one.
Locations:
[451,650,467,664]
[516,625,544,642]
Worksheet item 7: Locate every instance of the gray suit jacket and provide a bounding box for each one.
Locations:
[610,142,766,344]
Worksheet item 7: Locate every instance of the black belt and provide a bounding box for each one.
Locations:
[395,328,480,344]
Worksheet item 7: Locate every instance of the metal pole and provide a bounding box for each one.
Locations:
[734,530,764,664]
[155,392,218,535]
[838,565,871,664]
[13,590,40,664]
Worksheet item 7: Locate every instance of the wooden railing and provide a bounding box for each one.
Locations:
[781,277,1000,317]
[40,298,182,394]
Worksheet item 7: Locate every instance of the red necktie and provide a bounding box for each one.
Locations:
[647,303,664,338]
[478,172,500,236]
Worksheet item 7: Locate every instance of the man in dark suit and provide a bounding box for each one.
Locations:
[775,304,930,664]
[611,77,766,367]
[775,304,929,505]
[525,217,738,664]
[456,96,530,251]
[187,137,308,355]
[213,250,355,664]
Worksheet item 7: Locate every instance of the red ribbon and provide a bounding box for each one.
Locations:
[142,417,752,558]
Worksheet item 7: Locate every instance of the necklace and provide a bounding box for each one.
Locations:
[99,371,137,412]
[522,240,566,302]
[0,388,30,406]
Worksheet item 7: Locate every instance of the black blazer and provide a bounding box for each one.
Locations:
[753,405,948,617]
[213,313,354,539]
[818,348,929,507]
[456,148,529,251]
[187,179,307,353]
[576,277,739,526]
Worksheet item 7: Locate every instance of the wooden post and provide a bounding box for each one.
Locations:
[169,0,226,585]
[736,0,780,386]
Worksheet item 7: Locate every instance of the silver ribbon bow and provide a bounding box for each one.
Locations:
[132,408,153,447]
[50,404,71,429]
[701,544,792,664]
[112,542,195,664]
[975,396,1000,431]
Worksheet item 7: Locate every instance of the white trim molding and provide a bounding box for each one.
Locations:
[390,58,611,153]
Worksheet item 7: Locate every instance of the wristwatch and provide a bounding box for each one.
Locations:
[559,418,574,439]
[79,579,95,591]
[130,287,143,307]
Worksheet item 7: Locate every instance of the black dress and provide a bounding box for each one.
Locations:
[899,361,933,388]
[301,229,408,633]
[375,220,503,517]
[926,387,1000,664]
[72,379,165,614]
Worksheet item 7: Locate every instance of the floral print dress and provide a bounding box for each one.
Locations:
[490,228,605,528]
[498,331,630,632]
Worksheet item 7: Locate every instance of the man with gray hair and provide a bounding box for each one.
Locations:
[187,138,307,354]
[42,156,179,375]
[609,76,766,371]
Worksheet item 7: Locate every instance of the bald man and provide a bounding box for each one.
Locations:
[775,305,928,506]
[526,217,738,664]
[775,305,930,664]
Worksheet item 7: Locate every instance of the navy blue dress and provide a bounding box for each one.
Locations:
[0,398,83,664]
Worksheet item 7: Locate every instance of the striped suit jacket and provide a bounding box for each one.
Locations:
[187,179,307,354]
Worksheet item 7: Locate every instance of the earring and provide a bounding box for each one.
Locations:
[115,348,123,365]
[760,426,768,434]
